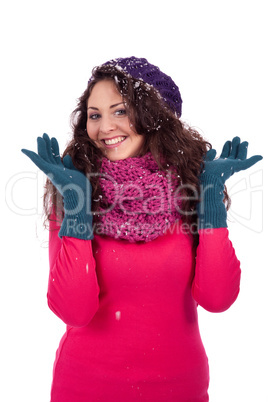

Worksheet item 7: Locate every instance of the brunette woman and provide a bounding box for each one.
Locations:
[22,57,262,401]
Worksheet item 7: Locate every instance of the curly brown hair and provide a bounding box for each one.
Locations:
[43,64,229,243]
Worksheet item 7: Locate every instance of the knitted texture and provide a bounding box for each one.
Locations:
[95,56,183,116]
[94,153,181,242]
[197,174,227,229]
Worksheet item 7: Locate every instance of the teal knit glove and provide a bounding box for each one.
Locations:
[198,136,263,229]
[21,133,93,240]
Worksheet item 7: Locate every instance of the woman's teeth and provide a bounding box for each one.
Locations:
[104,137,126,145]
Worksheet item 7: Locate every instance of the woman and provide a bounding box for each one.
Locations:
[22,57,262,401]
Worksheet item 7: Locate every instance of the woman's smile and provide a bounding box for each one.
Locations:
[102,135,127,147]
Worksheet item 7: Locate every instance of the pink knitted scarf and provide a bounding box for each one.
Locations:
[94,153,181,242]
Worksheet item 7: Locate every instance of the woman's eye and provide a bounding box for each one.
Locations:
[115,109,126,116]
[89,113,100,120]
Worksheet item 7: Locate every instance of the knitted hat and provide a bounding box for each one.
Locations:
[91,56,182,117]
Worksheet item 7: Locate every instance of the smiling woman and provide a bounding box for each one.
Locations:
[86,80,145,161]
[50,59,213,228]
[21,56,262,402]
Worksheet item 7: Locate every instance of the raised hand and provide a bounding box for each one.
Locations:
[22,134,93,240]
[198,136,263,229]
[201,136,263,183]
[21,133,89,197]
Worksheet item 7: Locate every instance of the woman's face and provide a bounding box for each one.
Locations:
[86,80,144,161]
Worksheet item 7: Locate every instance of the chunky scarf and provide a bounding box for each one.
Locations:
[93,153,181,242]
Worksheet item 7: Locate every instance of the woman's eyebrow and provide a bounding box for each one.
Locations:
[110,102,124,109]
[87,102,124,110]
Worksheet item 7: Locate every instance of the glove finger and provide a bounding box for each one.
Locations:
[219,140,231,158]
[42,133,57,164]
[37,136,50,162]
[63,154,76,170]
[229,137,241,159]
[22,148,65,193]
[21,148,53,176]
[205,149,216,161]
[237,141,248,160]
[51,137,62,165]
[234,155,263,172]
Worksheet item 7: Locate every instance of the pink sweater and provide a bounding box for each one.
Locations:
[48,218,240,402]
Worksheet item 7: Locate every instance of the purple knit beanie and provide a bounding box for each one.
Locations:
[91,56,182,117]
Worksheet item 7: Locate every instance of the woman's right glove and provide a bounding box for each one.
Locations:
[21,133,93,240]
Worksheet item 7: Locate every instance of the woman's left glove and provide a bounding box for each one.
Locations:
[21,133,93,240]
[198,136,263,229]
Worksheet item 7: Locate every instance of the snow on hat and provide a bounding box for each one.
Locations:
[91,56,183,117]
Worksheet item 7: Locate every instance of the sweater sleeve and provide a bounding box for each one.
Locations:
[47,214,100,327]
[192,228,241,313]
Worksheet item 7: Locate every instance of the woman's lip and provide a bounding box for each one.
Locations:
[101,136,127,149]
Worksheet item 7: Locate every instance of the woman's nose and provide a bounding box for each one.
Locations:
[99,116,116,134]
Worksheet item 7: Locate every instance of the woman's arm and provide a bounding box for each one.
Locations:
[192,137,261,312]
[22,135,99,326]
[192,228,241,312]
[47,216,100,327]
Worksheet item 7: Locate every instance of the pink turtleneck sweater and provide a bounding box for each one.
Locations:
[48,218,240,402]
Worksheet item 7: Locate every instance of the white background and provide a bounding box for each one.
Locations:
[1,0,267,401]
